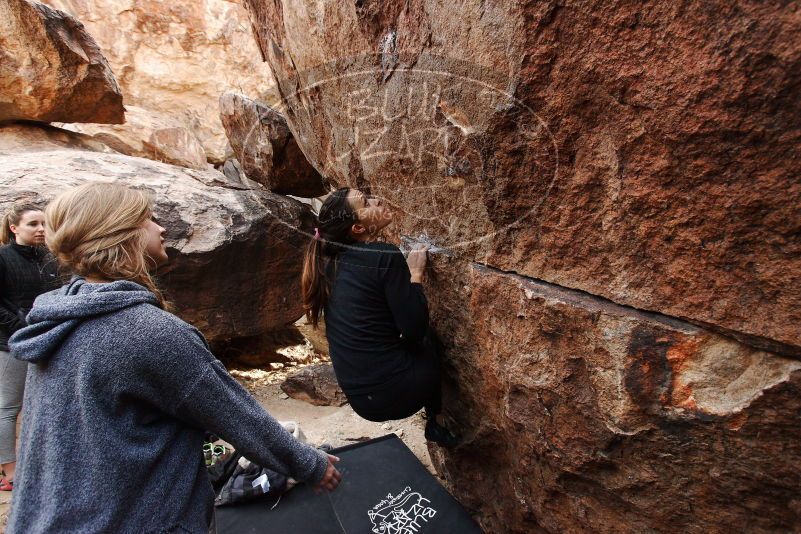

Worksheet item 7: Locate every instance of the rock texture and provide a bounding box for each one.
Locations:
[0,123,118,154]
[423,254,801,533]
[219,92,326,196]
[0,123,312,344]
[43,0,277,163]
[245,0,801,352]
[281,363,347,407]
[0,0,124,124]
[57,106,208,170]
[222,158,246,184]
[294,316,329,357]
[245,1,801,531]
[218,328,315,367]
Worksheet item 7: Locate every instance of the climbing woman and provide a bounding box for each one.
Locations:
[301,187,457,447]
[7,183,340,533]
[0,203,59,493]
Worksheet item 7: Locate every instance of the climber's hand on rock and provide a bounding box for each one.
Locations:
[407,244,430,283]
[314,454,341,493]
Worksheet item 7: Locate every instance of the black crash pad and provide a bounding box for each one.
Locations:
[216,434,483,533]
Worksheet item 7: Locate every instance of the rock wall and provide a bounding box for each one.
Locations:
[424,254,801,533]
[0,0,324,347]
[58,105,208,169]
[245,1,801,531]
[43,0,277,163]
[246,0,801,351]
[0,124,312,345]
[219,91,326,196]
[0,0,124,124]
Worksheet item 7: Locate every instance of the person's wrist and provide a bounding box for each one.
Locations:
[410,272,424,284]
[312,447,329,484]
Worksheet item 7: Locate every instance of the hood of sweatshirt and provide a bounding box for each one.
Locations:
[9,277,159,363]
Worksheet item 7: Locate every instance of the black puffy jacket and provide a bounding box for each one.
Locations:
[0,241,60,351]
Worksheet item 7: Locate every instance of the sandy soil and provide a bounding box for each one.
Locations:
[0,493,8,532]
[233,368,434,470]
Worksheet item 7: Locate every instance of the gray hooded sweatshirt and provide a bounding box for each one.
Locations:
[7,278,328,534]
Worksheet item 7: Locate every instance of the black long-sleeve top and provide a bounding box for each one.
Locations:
[323,242,429,395]
[0,241,60,351]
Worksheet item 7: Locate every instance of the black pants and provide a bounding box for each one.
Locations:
[346,334,443,423]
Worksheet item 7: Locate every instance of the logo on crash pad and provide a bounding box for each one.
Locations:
[368,486,437,533]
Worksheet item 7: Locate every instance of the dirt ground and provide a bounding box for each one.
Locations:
[0,493,8,532]
[0,363,434,532]
[232,367,434,469]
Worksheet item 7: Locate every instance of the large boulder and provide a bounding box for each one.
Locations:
[0,0,124,124]
[244,1,801,531]
[57,106,208,170]
[424,252,801,533]
[244,0,801,352]
[280,363,347,407]
[0,124,313,344]
[43,0,278,163]
[219,92,327,197]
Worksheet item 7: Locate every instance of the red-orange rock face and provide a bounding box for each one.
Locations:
[245,1,801,530]
[424,255,801,532]
[0,0,124,124]
[245,0,801,351]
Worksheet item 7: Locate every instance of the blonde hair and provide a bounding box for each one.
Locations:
[45,182,166,307]
[1,203,43,244]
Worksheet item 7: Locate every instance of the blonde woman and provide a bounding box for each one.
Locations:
[7,183,340,534]
[0,204,59,492]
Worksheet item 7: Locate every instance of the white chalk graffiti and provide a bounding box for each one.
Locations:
[368,487,438,534]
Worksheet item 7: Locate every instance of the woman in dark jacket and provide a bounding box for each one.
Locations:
[301,188,457,447]
[0,203,59,491]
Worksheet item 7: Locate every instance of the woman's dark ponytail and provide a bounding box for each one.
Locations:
[301,187,358,328]
[302,237,327,328]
